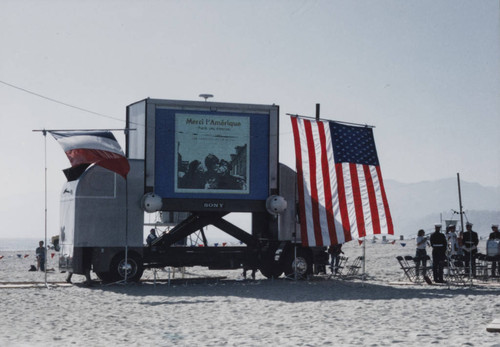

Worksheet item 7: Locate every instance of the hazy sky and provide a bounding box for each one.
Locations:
[1,0,499,239]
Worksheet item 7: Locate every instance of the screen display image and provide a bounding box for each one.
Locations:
[131,99,279,211]
[174,113,250,194]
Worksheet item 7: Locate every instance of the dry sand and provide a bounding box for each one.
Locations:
[0,241,499,346]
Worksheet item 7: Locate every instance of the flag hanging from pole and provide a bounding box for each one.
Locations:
[50,131,130,179]
[290,116,393,247]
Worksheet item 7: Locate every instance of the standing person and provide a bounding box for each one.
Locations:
[415,229,429,279]
[429,224,447,283]
[146,228,157,246]
[35,241,46,271]
[489,224,500,277]
[457,228,464,251]
[462,222,479,277]
[242,266,257,280]
[446,224,460,256]
[65,248,92,285]
[328,243,344,274]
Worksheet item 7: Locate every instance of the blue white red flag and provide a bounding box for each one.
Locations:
[290,116,393,247]
[50,131,130,178]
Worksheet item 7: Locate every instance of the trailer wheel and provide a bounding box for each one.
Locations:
[95,272,113,283]
[259,260,283,279]
[259,248,283,279]
[283,247,312,279]
[110,253,144,282]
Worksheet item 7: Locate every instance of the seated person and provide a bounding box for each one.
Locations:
[146,229,157,246]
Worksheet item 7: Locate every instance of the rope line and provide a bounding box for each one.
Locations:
[0,79,124,123]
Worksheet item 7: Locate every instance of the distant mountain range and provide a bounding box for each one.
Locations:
[384,178,500,238]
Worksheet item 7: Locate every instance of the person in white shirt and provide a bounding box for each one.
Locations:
[415,229,429,278]
[446,224,460,256]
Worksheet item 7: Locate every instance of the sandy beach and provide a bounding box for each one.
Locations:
[0,240,499,347]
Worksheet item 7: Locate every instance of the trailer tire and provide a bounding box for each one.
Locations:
[259,260,283,279]
[109,252,144,283]
[283,247,313,279]
[95,271,113,283]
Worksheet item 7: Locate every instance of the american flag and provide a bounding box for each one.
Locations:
[290,116,393,247]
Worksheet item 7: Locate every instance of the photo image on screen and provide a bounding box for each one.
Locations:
[175,113,250,194]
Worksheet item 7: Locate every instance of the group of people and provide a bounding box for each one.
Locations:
[414,222,500,282]
[35,240,93,285]
[178,154,246,191]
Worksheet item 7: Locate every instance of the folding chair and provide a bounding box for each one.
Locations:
[413,254,432,283]
[485,255,500,280]
[328,256,348,278]
[396,255,417,282]
[424,255,433,279]
[344,256,364,277]
[445,254,468,286]
[475,253,490,280]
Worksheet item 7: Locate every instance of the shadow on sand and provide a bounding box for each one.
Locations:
[83,276,500,304]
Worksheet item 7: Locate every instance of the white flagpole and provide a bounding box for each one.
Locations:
[43,130,49,288]
[32,129,49,289]
[362,236,366,286]
[124,176,129,284]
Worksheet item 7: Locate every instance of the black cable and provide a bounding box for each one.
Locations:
[1,79,301,136]
[0,79,124,123]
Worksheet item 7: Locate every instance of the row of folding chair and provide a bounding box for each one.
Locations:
[444,255,468,286]
[329,256,364,279]
[396,255,434,283]
[396,254,469,285]
[475,254,500,280]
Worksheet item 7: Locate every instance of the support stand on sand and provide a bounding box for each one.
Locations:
[0,282,72,289]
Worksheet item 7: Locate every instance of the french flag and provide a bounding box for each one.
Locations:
[50,131,130,179]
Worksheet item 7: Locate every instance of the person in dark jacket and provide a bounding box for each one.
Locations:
[488,224,500,277]
[146,228,157,246]
[35,241,46,271]
[328,244,344,274]
[430,224,447,283]
[462,222,479,277]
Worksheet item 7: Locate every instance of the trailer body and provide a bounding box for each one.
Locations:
[59,160,144,277]
[59,99,328,281]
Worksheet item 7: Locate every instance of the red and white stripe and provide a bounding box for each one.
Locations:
[291,117,393,247]
[51,132,130,178]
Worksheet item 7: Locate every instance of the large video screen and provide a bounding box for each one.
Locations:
[153,105,276,209]
[174,113,250,194]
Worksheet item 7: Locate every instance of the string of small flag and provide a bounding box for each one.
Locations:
[195,242,231,247]
[0,253,56,260]
[357,239,406,247]
[184,240,409,248]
